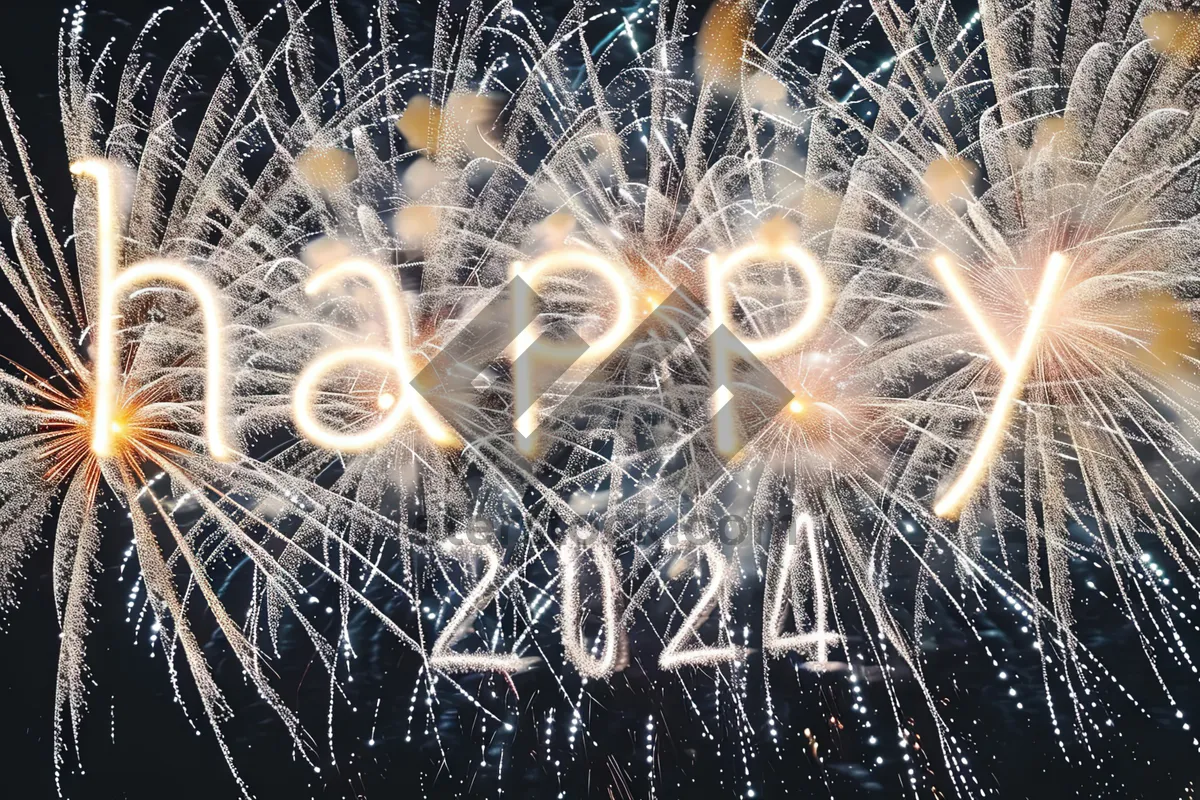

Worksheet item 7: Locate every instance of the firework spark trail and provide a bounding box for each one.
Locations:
[408,0,1200,793]
[386,1,1003,795]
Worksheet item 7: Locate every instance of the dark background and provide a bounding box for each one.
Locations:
[0,1,1196,798]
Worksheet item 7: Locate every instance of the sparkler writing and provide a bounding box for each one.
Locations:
[73,159,231,461]
[73,156,1076,519]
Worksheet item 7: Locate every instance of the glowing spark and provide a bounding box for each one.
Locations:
[933,252,1067,518]
[293,259,454,450]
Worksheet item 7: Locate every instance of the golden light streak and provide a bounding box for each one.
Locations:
[71,159,230,461]
[932,252,1066,518]
[931,255,1014,370]
[293,259,454,450]
[510,249,637,451]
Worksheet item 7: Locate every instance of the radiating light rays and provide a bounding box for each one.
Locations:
[293,258,455,450]
[932,252,1067,518]
[769,380,886,491]
[0,8,495,793]
[820,0,1200,781]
